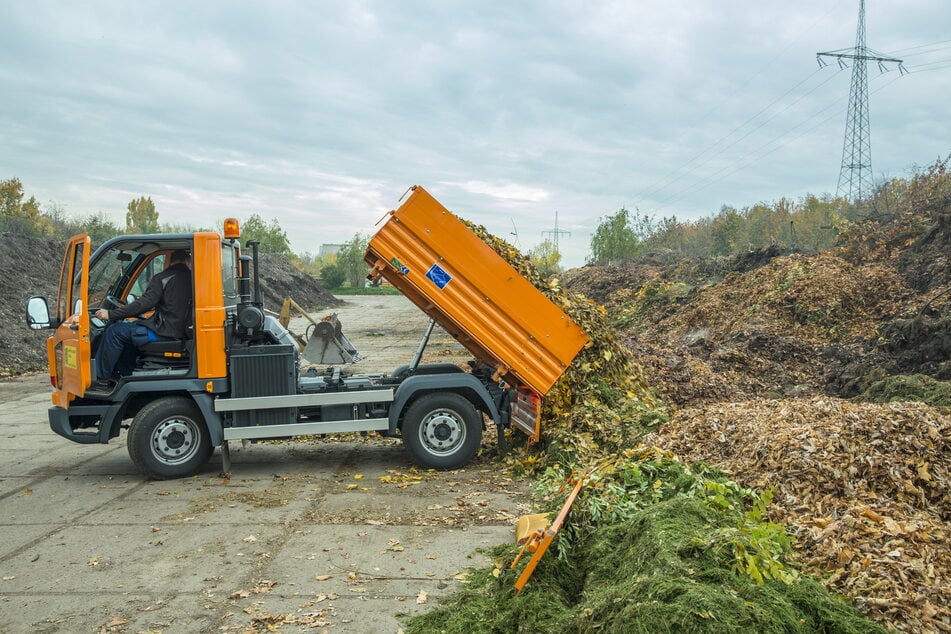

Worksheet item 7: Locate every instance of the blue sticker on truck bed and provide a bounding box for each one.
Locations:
[426,263,452,289]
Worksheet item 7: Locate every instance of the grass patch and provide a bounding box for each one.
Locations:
[856,373,951,407]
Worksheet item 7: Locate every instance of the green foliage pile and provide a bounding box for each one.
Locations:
[856,374,951,407]
[406,451,880,634]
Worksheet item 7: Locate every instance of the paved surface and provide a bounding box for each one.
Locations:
[0,296,532,633]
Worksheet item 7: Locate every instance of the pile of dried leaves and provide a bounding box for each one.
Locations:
[646,398,950,632]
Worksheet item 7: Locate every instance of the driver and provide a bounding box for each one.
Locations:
[90,249,193,391]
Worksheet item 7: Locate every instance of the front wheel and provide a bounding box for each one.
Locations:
[128,396,213,479]
[401,393,482,470]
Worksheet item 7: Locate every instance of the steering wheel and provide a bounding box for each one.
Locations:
[102,295,125,310]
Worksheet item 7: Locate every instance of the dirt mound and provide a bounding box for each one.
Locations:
[730,244,798,273]
[656,253,908,345]
[563,247,796,307]
[561,262,660,305]
[257,252,341,313]
[0,233,68,374]
[0,234,340,375]
[646,398,950,633]
[896,208,950,293]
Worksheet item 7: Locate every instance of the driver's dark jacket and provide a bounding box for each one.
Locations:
[109,262,192,339]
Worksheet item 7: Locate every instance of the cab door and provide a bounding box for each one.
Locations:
[51,234,92,407]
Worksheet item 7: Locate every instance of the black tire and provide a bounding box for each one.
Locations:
[127,396,213,480]
[401,392,482,470]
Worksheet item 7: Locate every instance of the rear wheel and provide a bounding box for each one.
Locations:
[128,396,213,479]
[402,393,482,470]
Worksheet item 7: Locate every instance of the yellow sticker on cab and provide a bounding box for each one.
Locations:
[64,345,77,370]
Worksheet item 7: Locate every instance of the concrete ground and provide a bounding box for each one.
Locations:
[0,296,533,633]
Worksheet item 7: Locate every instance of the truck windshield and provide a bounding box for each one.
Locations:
[88,246,131,308]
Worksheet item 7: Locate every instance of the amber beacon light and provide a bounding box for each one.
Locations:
[223,218,240,239]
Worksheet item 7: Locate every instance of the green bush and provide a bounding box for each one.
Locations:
[319,263,345,289]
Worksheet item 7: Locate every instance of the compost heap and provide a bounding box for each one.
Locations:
[553,195,951,631]
[403,224,885,633]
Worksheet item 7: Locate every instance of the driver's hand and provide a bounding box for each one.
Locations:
[95,308,109,320]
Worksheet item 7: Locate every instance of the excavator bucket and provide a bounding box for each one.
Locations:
[302,314,361,365]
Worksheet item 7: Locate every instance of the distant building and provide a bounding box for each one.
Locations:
[319,244,344,257]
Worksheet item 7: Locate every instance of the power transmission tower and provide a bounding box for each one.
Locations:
[817,0,905,203]
[541,211,570,252]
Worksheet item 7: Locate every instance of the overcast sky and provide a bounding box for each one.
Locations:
[2,1,949,267]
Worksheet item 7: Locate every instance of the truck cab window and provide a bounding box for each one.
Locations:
[222,245,238,305]
[87,249,127,308]
[128,254,165,301]
[67,242,86,316]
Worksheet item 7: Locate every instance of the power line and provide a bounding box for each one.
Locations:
[907,57,951,70]
[629,1,846,207]
[898,45,951,59]
[630,3,929,216]
[652,71,903,213]
[911,63,951,73]
[650,68,845,207]
[632,68,824,204]
[887,38,951,55]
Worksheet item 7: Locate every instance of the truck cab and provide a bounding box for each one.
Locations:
[30,231,234,405]
[27,229,237,475]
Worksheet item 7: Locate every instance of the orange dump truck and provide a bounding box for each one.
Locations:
[26,187,588,480]
[366,185,589,437]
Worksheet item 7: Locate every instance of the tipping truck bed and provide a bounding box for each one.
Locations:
[365,185,590,397]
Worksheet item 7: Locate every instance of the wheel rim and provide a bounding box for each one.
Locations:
[418,408,466,456]
[150,416,200,465]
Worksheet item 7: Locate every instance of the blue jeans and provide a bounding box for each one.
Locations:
[95,321,170,380]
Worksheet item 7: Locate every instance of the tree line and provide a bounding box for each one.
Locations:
[587,156,950,265]
[5,156,947,287]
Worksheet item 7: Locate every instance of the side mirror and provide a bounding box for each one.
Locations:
[26,296,53,330]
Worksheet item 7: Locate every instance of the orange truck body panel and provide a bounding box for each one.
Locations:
[191,231,229,379]
[365,186,589,396]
